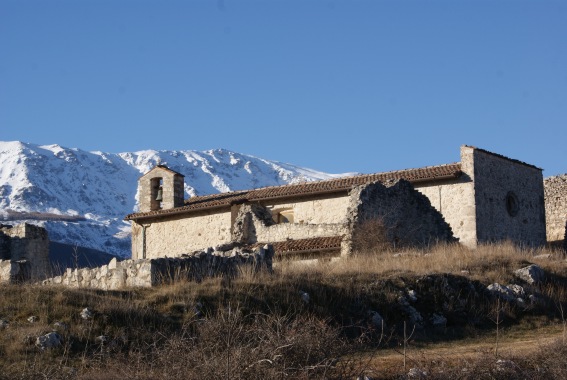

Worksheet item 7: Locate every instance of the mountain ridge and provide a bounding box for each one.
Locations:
[0,141,343,257]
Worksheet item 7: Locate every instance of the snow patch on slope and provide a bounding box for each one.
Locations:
[0,141,341,258]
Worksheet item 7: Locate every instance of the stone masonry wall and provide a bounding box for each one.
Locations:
[138,166,184,212]
[346,179,456,253]
[132,210,233,260]
[544,174,567,246]
[472,149,546,246]
[0,223,50,279]
[42,245,273,290]
[0,259,31,284]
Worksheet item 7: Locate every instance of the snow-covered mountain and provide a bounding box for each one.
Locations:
[0,141,342,257]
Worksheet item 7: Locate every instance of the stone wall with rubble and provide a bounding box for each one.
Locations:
[544,174,567,247]
[0,259,31,284]
[346,179,456,253]
[231,203,348,247]
[472,149,546,246]
[42,245,273,290]
[132,209,233,260]
[0,223,49,279]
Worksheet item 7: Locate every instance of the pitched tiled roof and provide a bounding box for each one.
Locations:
[140,165,185,178]
[250,236,343,256]
[125,163,462,220]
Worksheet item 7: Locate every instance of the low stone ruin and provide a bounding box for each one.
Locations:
[0,223,50,282]
[0,259,31,284]
[41,244,274,290]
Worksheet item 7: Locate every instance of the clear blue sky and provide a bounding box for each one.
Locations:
[1,0,566,176]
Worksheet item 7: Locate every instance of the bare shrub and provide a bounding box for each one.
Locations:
[80,308,354,380]
[351,218,391,255]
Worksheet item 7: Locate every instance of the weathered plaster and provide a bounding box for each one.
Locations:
[132,210,232,259]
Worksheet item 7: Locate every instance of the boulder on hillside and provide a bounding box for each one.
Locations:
[36,332,62,350]
[515,264,545,284]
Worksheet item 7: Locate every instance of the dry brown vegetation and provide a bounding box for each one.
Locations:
[1,242,566,379]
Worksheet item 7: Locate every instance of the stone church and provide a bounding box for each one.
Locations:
[125,145,547,260]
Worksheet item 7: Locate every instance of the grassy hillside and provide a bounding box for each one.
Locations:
[1,243,566,379]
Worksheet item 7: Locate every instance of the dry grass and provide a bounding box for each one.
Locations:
[0,242,566,379]
[279,241,566,284]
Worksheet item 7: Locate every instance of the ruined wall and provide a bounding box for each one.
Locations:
[346,180,456,253]
[472,149,546,246]
[0,259,31,284]
[42,245,273,290]
[544,174,567,245]
[0,229,9,260]
[232,203,348,246]
[0,223,49,279]
[132,209,233,260]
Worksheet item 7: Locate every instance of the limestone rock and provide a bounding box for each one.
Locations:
[108,257,118,269]
[80,308,94,320]
[52,321,69,332]
[515,264,544,284]
[487,283,516,301]
[36,332,62,350]
[407,289,418,302]
[407,367,428,379]
[507,284,525,297]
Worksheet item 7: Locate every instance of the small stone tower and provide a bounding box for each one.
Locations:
[0,223,50,281]
[139,165,185,212]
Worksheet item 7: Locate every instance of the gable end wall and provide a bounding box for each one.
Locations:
[472,149,546,246]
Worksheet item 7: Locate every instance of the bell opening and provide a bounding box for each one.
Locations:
[155,186,163,202]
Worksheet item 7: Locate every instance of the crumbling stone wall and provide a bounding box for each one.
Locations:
[0,223,49,280]
[0,229,10,260]
[544,174,567,246]
[232,203,347,246]
[346,179,456,253]
[0,259,31,284]
[232,204,275,244]
[42,245,273,290]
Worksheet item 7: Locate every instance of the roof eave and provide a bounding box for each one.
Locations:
[124,170,462,222]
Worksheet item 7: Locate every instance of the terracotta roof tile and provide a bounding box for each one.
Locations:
[250,236,343,256]
[125,163,461,220]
